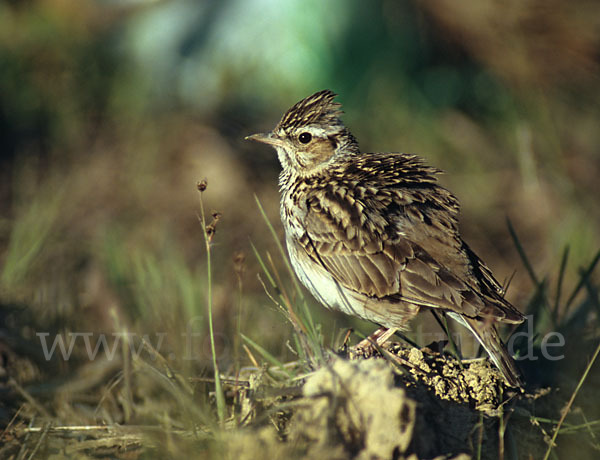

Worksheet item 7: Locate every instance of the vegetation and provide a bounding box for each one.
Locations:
[0,1,599,458]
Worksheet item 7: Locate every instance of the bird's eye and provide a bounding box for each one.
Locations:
[298,132,312,144]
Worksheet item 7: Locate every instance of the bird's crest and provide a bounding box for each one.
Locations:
[277,90,344,132]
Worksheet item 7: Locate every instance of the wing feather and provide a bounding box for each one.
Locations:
[293,153,524,324]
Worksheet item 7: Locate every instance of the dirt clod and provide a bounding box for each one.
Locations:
[291,357,415,459]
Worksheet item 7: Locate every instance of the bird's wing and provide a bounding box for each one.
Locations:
[300,183,523,323]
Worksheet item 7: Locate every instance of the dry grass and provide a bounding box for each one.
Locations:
[1,0,600,458]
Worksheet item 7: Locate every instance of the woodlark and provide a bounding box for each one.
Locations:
[247,90,525,387]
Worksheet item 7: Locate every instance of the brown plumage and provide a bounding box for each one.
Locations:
[246,89,525,387]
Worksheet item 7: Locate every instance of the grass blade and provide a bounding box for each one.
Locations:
[250,241,278,290]
[542,341,600,460]
[507,218,555,328]
[254,194,323,364]
[553,246,569,323]
[254,194,305,300]
[506,217,540,286]
[241,333,294,378]
[564,249,600,312]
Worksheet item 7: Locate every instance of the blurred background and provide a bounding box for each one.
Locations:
[1,0,599,454]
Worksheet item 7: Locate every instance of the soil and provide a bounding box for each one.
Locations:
[223,342,548,460]
[0,336,550,459]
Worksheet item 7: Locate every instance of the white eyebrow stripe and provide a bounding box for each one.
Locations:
[295,126,329,137]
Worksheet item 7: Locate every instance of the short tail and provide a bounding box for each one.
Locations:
[447,313,523,388]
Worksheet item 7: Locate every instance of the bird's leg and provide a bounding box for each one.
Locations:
[341,328,354,348]
[353,327,398,356]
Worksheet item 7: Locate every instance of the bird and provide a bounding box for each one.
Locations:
[246,89,525,387]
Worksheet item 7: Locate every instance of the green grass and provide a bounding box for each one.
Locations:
[1,180,65,291]
[253,195,325,369]
[1,175,599,459]
[1,149,598,459]
[1,2,599,455]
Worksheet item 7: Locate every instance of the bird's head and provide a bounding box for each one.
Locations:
[246,90,359,176]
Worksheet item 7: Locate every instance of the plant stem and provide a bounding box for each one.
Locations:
[542,341,600,460]
[198,186,226,424]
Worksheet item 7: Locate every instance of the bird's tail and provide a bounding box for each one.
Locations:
[447,313,523,388]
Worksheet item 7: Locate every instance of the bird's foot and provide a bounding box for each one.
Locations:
[350,327,398,358]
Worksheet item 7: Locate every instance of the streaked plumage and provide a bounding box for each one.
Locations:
[247,90,525,387]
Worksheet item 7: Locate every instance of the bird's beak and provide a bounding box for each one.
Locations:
[245,132,283,147]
